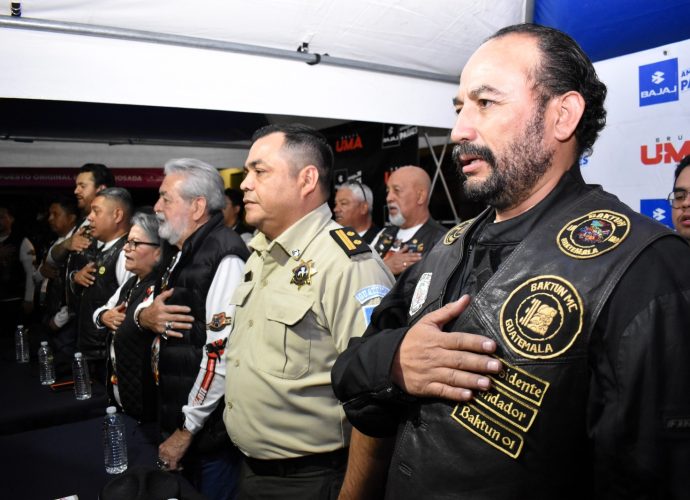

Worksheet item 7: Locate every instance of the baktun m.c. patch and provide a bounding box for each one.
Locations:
[451,403,524,459]
[557,210,630,259]
[500,275,583,359]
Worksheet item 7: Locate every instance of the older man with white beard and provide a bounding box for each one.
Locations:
[372,165,446,277]
[135,158,249,500]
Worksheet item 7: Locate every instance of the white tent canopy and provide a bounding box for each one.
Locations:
[1,1,527,128]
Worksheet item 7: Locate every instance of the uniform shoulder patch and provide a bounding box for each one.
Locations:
[330,227,372,257]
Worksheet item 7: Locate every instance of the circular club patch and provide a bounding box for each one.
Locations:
[557,210,630,259]
[500,275,583,359]
[443,220,472,245]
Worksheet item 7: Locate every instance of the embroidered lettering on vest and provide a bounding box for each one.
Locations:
[500,275,584,360]
[452,359,548,459]
[451,403,524,459]
[557,210,630,259]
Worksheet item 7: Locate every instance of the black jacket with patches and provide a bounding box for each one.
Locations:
[332,173,690,499]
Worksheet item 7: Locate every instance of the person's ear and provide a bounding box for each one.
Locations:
[553,91,585,142]
[113,207,124,224]
[299,165,320,196]
[190,197,208,221]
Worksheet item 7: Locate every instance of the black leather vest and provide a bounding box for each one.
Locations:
[385,185,673,499]
[374,218,446,258]
[111,274,158,422]
[77,236,127,358]
[65,221,100,312]
[0,231,26,301]
[157,213,249,453]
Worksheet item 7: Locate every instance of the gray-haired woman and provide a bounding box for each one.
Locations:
[93,211,165,422]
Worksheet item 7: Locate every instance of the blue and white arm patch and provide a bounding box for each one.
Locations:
[355,284,390,305]
[362,305,376,326]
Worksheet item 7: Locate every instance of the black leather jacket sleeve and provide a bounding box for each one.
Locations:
[587,235,690,499]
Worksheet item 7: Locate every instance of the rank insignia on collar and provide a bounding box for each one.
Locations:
[291,259,316,289]
[208,312,232,332]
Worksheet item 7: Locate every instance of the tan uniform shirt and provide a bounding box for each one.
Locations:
[224,203,394,459]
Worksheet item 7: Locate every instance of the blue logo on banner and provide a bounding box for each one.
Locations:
[640,199,673,228]
[639,59,679,107]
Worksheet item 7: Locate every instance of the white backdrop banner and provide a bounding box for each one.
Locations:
[585,38,690,229]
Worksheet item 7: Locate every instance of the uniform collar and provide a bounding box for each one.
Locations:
[249,203,332,260]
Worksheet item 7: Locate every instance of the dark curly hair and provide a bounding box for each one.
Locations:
[674,155,690,184]
[489,23,607,159]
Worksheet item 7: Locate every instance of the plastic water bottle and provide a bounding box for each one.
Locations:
[38,341,56,385]
[103,406,128,474]
[72,352,92,400]
[15,325,29,363]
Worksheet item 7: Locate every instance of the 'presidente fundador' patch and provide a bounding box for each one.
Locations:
[500,275,583,359]
[557,210,630,259]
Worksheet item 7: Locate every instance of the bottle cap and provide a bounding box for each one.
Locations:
[106,406,117,415]
[41,341,48,346]
[74,352,82,359]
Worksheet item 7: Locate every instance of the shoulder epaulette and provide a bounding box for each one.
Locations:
[443,218,476,245]
[330,227,372,257]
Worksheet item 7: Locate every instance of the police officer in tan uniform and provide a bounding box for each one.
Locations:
[224,124,394,499]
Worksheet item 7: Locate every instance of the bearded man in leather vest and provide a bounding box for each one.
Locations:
[136,158,248,500]
[332,24,690,499]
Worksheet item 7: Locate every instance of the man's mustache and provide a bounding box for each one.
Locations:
[452,143,496,173]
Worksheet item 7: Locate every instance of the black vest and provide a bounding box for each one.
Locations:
[110,274,158,422]
[42,232,76,322]
[157,213,249,453]
[65,227,100,313]
[0,231,26,301]
[385,184,674,499]
[374,218,446,258]
[77,236,127,359]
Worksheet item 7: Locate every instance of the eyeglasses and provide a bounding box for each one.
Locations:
[349,181,369,205]
[124,239,160,250]
[667,189,690,208]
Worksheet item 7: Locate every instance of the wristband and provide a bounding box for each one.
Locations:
[95,310,106,329]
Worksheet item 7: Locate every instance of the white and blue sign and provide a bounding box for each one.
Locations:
[639,58,679,107]
[640,198,673,228]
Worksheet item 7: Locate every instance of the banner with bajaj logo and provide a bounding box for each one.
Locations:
[639,58,679,106]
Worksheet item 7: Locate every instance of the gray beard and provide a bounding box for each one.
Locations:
[157,215,186,247]
[389,212,406,227]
